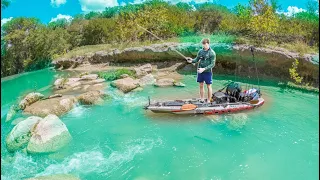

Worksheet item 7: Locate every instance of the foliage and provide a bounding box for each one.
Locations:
[289,59,303,84]
[1,0,319,77]
[98,69,135,81]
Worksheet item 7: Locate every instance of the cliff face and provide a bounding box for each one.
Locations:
[53,43,319,86]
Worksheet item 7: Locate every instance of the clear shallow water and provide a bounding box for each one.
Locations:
[1,69,319,180]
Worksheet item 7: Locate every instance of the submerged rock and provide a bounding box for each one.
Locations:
[19,92,45,110]
[111,77,140,93]
[77,90,107,105]
[154,78,175,87]
[26,174,80,180]
[6,105,17,122]
[5,116,42,152]
[27,114,72,154]
[24,96,76,117]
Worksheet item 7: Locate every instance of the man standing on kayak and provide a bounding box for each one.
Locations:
[186,38,216,103]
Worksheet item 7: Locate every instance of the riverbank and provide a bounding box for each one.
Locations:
[52,42,319,89]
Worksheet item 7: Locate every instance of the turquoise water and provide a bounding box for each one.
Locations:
[1,68,319,180]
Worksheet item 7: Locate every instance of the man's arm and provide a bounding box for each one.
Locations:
[203,50,216,70]
[191,50,201,63]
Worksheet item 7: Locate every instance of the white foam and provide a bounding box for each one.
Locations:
[37,138,162,177]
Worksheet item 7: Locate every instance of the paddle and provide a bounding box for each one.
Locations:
[181,104,197,111]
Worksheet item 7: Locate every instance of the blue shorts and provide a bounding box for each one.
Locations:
[197,72,212,84]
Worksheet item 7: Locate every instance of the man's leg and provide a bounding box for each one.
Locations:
[207,84,212,101]
[199,82,204,100]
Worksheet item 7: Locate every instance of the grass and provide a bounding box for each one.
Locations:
[178,32,236,44]
[98,69,136,81]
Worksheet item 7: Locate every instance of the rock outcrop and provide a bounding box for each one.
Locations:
[24,96,76,117]
[111,77,140,93]
[77,90,107,105]
[52,43,319,87]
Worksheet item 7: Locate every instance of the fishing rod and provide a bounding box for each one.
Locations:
[250,46,260,90]
[136,23,188,60]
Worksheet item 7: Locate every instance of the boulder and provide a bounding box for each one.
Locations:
[27,114,72,154]
[134,63,152,77]
[154,78,175,87]
[80,74,98,80]
[26,174,80,180]
[19,92,45,110]
[111,77,140,93]
[77,90,107,105]
[5,116,42,152]
[24,96,76,117]
[138,74,156,86]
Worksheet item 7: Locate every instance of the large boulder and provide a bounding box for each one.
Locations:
[27,114,72,154]
[5,116,42,152]
[138,74,156,86]
[26,174,80,180]
[111,77,140,93]
[154,78,175,87]
[19,92,45,110]
[134,63,152,77]
[77,90,107,105]
[24,96,76,117]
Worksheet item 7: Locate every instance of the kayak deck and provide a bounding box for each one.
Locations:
[145,97,264,115]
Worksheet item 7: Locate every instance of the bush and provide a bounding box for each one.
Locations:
[98,69,135,81]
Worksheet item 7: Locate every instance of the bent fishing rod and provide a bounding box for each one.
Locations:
[136,24,188,60]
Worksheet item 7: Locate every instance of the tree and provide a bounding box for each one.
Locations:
[249,6,279,43]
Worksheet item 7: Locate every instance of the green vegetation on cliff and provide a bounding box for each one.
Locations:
[1,0,319,77]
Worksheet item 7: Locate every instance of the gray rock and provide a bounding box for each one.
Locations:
[5,116,42,152]
[27,114,72,154]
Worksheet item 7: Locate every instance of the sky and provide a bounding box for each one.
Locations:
[1,0,313,25]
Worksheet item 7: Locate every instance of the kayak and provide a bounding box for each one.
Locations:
[144,82,264,115]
